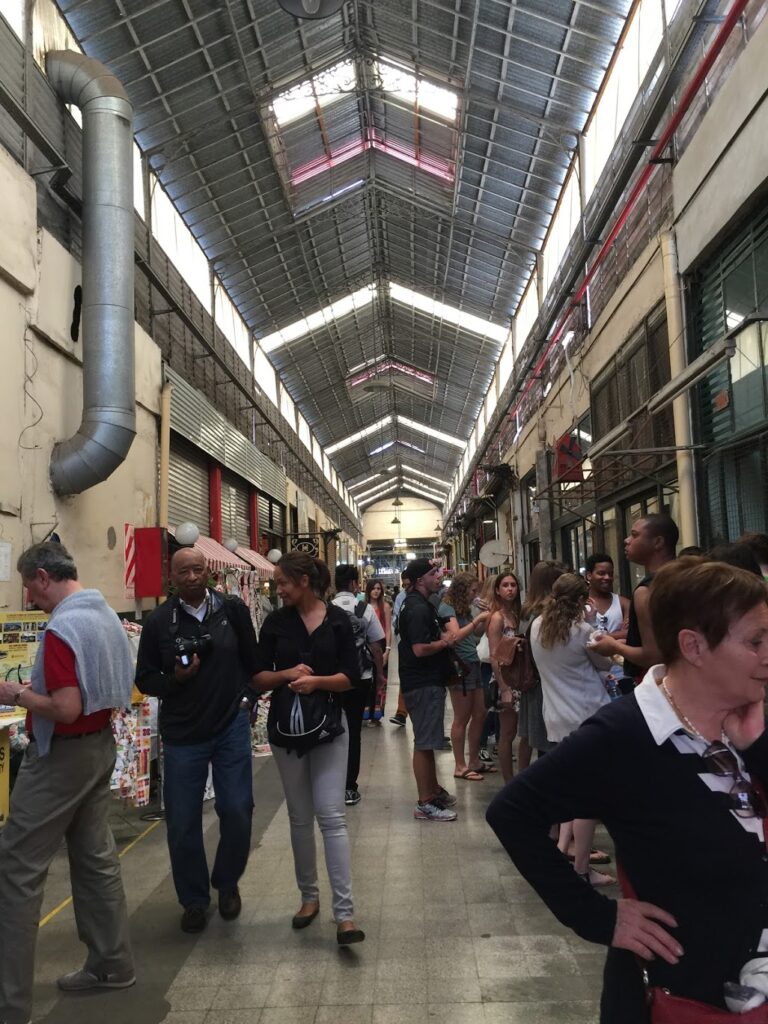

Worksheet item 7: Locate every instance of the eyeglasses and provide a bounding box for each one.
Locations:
[595,613,609,630]
[703,741,768,819]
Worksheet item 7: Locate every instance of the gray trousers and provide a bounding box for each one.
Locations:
[0,729,133,1024]
[271,722,354,922]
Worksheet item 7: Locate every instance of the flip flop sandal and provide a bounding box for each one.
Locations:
[454,769,484,781]
[472,763,498,774]
[567,848,612,865]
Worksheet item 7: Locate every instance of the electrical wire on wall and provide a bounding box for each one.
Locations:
[17,331,44,451]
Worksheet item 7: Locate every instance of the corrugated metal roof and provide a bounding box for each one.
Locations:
[58,0,632,501]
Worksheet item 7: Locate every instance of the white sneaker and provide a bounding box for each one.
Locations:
[414,800,457,822]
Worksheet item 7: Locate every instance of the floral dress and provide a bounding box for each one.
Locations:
[493,617,521,713]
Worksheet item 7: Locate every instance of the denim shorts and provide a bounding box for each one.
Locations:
[450,660,482,693]
[403,685,446,751]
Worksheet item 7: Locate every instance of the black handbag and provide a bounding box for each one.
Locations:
[268,687,344,758]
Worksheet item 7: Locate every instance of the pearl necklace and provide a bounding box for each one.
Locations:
[660,678,724,744]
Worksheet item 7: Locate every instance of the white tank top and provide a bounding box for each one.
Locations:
[589,592,623,633]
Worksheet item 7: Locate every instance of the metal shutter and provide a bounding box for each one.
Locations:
[221,470,251,546]
[168,434,210,533]
[257,493,271,533]
[271,501,285,538]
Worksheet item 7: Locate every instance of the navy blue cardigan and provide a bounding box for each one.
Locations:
[486,695,768,1019]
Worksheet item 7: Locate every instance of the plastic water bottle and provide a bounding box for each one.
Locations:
[605,661,625,700]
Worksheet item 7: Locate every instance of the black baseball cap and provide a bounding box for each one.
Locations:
[401,558,436,583]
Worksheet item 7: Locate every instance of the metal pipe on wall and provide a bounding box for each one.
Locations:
[45,51,135,495]
[661,230,699,546]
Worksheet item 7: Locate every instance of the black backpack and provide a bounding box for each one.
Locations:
[345,602,374,677]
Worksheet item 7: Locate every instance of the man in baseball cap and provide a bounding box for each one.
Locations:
[396,560,458,821]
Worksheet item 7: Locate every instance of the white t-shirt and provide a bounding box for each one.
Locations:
[331,592,384,679]
[530,617,612,743]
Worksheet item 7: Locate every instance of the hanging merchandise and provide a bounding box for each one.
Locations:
[110,699,153,806]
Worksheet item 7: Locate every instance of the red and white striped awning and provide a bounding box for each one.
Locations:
[169,529,250,573]
[235,545,275,580]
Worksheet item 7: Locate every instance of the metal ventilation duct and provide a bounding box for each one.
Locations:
[45,51,135,495]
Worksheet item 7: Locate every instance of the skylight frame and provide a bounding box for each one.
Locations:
[326,414,394,455]
[375,59,459,124]
[270,58,357,128]
[259,284,376,354]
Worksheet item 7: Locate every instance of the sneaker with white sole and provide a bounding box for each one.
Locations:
[414,800,457,822]
[57,968,136,992]
[478,747,494,764]
[345,788,361,805]
[432,787,457,807]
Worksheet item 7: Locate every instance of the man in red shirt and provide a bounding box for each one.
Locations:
[0,542,135,1024]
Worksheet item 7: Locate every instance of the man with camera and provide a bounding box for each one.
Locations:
[136,546,260,933]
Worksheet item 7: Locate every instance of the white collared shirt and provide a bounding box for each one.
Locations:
[180,595,209,622]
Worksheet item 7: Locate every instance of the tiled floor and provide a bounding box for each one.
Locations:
[29,668,610,1024]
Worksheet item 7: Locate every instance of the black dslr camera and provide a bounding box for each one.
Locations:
[174,633,212,667]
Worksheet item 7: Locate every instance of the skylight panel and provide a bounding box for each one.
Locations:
[389,283,508,344]
[271,59,356,127]
[355,478,398,501]
[326,415,393,455]
[397,439,426,454]
[348,474,381,491]
[402,477,448,502]
[376,61,458,123]
[358,485,398,509]
[369,440,395,456]
[397,414,466,450]
[260,284,376,353]
[401,465,450,489]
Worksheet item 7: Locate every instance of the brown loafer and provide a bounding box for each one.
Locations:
[292,903,319,929]
[337,924,365,945]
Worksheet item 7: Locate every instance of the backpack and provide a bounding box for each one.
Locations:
[345,602,374,677]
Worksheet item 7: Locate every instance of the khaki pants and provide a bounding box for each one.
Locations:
[0,729,133,1024]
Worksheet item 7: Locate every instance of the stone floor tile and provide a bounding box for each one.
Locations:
[257,1008,317,1024]
[210,983,273,1009]
[315,1006,373,1024]
[426,975,482,1003]
[265,977,325,1007]
[372,1005,434,1024]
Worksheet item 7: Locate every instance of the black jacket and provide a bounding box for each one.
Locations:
[486,695,768,1021]
[136,591,259,744]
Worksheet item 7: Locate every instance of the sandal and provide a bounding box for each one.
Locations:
[579,868,615,887]
[567,847,612,865]
[471,763,498,774]
[454,769,484,782]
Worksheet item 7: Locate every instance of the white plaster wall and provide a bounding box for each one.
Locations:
[507,236,665,478]
[0,208,163,613]
[363,496,441,546]
[674,14,768,272]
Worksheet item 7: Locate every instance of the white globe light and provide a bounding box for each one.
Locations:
[223,537,239,552]
[175,522,200,546]
[267,548,282,564]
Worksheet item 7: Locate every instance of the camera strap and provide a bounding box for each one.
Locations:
[169,591,215,638]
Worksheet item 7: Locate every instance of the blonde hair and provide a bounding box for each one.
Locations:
[538,573,588,648]
[443,572,478,617]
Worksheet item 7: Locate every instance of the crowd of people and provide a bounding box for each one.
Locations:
[3,519,768,1023]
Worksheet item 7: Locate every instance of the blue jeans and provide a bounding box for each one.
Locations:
[163,710,254,908]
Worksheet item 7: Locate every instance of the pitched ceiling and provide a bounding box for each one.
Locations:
[58,0,630,507]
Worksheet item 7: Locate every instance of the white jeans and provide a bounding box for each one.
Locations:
[271,720,354,922]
